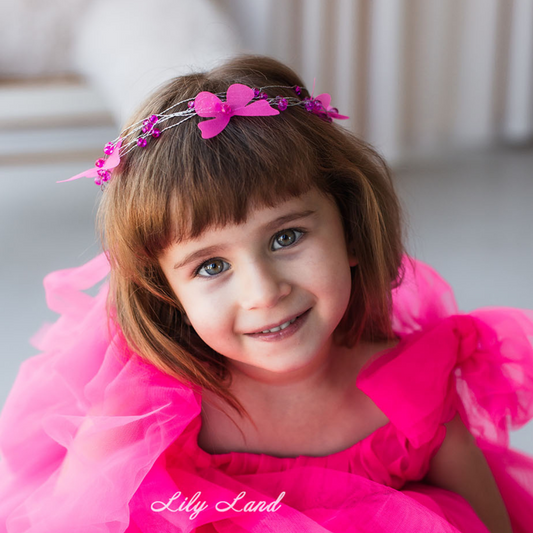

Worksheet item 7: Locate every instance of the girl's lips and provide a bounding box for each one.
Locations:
[244,308,311,342]
[246,310,303,335]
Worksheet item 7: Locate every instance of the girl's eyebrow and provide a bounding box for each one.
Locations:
[172,209,317,270]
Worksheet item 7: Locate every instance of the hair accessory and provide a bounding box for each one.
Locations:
[58,83,348,189]
[58,139,123,186]
[195,84,280,139]
[305,93,349,121]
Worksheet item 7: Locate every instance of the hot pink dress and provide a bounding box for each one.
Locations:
[0,253,532,532]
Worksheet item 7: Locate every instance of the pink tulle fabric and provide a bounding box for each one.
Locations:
[1,254,533,532]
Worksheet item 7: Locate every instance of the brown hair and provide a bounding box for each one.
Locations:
[97,55,405,425]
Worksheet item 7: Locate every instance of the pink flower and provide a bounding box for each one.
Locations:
[57,139,123,183]
[313,93,349,120]
[194,84,280,139]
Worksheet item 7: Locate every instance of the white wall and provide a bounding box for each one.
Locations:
[222,0,533,163]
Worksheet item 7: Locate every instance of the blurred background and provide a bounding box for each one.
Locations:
[1,0,532,453]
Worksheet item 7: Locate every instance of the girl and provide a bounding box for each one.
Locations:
[1,55,532,533]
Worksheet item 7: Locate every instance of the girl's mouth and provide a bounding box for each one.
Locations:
[245,308,311,342]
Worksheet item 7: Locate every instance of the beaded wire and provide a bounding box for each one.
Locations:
[118,85,305,157]
[63,83,347,190]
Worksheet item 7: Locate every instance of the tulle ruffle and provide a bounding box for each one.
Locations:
[0,254,201,532]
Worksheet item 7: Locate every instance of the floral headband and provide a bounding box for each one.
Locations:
[58,83,348,188]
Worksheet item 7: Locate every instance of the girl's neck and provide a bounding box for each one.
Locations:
[229,340,350,400]
[198,338,399,456]
[230,338,394,401]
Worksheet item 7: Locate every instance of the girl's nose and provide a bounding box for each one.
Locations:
[238,260,291,310]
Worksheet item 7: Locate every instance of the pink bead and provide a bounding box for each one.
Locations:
[260,92,268,100]
[294,85,301,95]
[142,119,153,133]
[104,142,115,155]
[151,128,161,138]
[149,115,158,124]
[253,88,261,98]
[95,177,102,186]
[188,100,195,109]
[220,103,232,115]
[95,158,106,168]
[137,138,148,147]
[214,102,232,115]
[97,169,111,181]
[277,97,288,111]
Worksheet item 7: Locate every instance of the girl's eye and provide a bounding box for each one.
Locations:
[193,228,305,278]
[194,258,230,278]
[271,228,305,251]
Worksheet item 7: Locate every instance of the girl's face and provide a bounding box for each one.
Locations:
[158,188,357,383]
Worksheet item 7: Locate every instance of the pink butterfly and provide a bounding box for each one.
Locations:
[57,139,123,183]
[313,93,349,120]
[194,84,280,139]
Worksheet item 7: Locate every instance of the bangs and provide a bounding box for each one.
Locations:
[167,111,320,244]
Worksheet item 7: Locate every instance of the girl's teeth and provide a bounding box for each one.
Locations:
[260,316,297,334]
